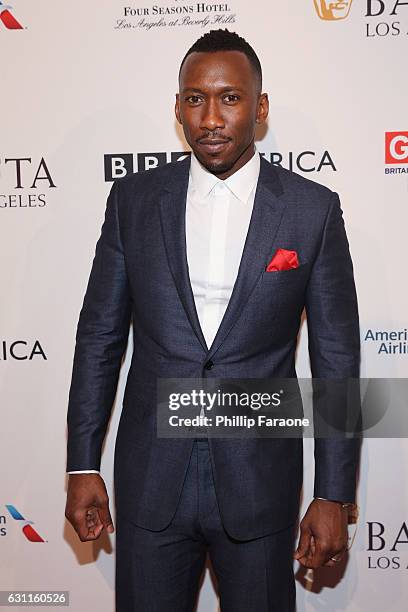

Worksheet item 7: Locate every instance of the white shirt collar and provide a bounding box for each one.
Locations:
[189,148,260,204]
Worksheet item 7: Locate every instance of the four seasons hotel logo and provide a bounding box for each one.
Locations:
[313,0,353,21]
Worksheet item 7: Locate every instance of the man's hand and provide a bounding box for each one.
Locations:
[65,474,114,541]
[293,498,348,568]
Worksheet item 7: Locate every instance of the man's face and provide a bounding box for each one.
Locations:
[175,50,268,179]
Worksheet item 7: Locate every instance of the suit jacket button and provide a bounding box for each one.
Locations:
[204,360,214,370]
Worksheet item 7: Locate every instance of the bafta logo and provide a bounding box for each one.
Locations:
[313,0,353,21]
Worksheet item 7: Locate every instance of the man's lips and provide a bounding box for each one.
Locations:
[197,138,231,153]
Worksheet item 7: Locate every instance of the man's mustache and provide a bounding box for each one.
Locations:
[197,133,232,143]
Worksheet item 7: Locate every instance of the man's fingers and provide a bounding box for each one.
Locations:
[72,508,102,541]
[85,507,105,538]
[320,534,348,567]
[296,535,332,569]
[293,526,312,560]
[322,547,347,567]
[98,502,115,534]
[310,538,332,568]
[68,506,110,541]
[305,538,347,569]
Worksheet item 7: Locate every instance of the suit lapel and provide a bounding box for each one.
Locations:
[206,156,286,359]
[158,154,286,358]
[159,156,209,352]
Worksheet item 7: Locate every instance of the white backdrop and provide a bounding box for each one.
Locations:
[1,1,408,610]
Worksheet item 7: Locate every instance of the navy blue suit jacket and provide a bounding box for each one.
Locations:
[66,154,360,540]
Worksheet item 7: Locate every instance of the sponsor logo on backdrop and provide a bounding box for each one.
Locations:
[104,151,189,180]
[115,1,237,30]
[385,131,408,174]
[313,1,408,39]
[313,0,353,21]
[365,0,408,38]
[104,150,336,181]
[0,505,46,542]
[364,328,408,355]
[367,521,408,570]
[0,1,24,29]
[0,157,56,209]
[0,340,47,360]
[261,151,336,173]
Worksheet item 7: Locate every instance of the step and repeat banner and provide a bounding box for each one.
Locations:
[1,1,408,610]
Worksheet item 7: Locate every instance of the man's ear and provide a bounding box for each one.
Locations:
[256,92,269,124]
[175,93,182,125]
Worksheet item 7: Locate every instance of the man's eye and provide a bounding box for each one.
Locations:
[185,96,202,104]
[224,95,239,103]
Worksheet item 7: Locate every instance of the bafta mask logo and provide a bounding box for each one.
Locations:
[313,1,353,21]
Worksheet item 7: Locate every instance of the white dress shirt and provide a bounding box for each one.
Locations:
[68,149,260,474]
[186,149,260,349]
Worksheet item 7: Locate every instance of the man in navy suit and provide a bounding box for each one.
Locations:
[65,29,360,611]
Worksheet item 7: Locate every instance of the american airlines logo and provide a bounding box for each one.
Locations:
[0,2,24,29]
[1,505,46,542]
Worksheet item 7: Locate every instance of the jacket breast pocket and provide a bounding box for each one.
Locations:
[261,261,310,284]
[259,262,311,318]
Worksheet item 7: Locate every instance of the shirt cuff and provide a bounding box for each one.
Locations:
[67,470,99,474]
[315,496,353,507]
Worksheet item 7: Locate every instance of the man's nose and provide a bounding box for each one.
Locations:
[199,99,225,131]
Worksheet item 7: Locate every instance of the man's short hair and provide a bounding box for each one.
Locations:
[179,29,262,91]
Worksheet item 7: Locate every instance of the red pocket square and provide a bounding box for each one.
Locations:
[265,248,299,272]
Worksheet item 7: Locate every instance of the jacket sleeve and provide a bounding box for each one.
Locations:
[66,180,132,471]
[305,191,361,503]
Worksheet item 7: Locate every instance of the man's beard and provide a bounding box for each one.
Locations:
[200,158,234,176]
[192,139,254,176]
[192,149,235,176]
